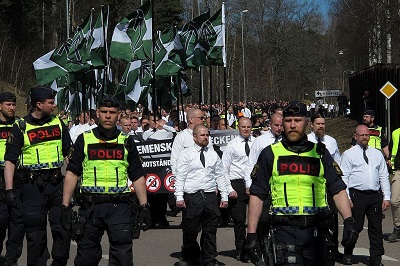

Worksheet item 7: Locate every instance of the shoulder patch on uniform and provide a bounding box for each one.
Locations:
[6,133,14,144]
[250,164,260,179]
[332,161,343,175]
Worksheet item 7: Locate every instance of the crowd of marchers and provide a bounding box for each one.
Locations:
[0,87,397,266]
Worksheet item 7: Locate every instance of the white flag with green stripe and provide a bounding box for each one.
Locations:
[110,0,152,61]
[89,6,109,68]
[33,49,67,85]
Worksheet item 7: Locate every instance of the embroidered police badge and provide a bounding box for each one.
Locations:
[332,161,343,175]
[6,133,14,144]
[250,164,260,179]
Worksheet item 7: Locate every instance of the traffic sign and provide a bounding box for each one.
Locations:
[314,90,342,97]
[380,81,397,99]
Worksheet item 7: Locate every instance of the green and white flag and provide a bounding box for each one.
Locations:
[118,60,151,102]
[51,13,93,72]
[154,25,184,76]
[89,6,109,68]
[196,4,226,66]
[110,0,152,61]
[33,49,67,85]
[179,11,210,69]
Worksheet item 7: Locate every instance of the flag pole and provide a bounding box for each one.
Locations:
[151,0,157,120]
[101,5,108,97]
[209,65,213,112]
[66,0,70,39]
[222,2,228,127]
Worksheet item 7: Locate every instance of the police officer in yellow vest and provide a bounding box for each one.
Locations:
[245,100,358,265]
[61,95,150,266]
[0,92,24,266]
[4,87,72,266]
[351,110,390,162]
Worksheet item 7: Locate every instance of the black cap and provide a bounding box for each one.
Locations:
[0,92,16,103]
[283,100,307,117]
[30,86,57,99]
[363,110,375,117]
[98,95,120,108]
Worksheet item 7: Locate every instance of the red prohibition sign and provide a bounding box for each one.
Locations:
[164,173,176,192]
[146,174,161,192]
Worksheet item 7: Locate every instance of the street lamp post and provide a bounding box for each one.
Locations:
[342,70,354,94]
[241,9,248,102]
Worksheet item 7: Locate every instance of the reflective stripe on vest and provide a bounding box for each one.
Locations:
[368,126,382,150]
[0,123,13,167]
[81,130,129,194]
[21,116,63,170]
[270,142,328,216]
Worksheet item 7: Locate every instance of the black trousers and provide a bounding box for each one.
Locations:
[0,188,24,265]
[345,189,384,259]
[21,179,70,266]
[181,191,220,264]
[228,180,248,254]
[274,225,328,265]
[74,202,133,266]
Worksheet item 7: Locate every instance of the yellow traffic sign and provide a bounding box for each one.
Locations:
[380,81,397,99]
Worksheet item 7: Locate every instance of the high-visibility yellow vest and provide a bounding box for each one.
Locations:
[368,126,382,150]
[391,128,400,170]
[0,122,14,167]
[270,142,328,215]
[81,130,130,194]
[21,116,64,170]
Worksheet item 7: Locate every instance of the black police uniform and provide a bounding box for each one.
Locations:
[67,125,145,266]
[250,134,347,265]
[4,103,72,265]
[0,101,25,265]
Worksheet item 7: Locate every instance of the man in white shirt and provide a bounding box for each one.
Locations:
[222,117,253,262]
[69,111,89,143]
[308,113,341,163]
[170,109,206,175]
[245,113,283,188]
[142,118,175,141]
[241,103,252,118]
[227,107,236,128]
[175,125,228,266]
[340,125,391,266]
[244,112,283,243]
[307,113,342,260]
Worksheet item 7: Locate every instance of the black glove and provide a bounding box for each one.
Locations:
[341,217,358,248]
[5,189,20,208]
[60,205,73,230]
[244,233,266,266]
[138,203,151,231]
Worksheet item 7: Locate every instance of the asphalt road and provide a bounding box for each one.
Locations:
[1,207,400,266]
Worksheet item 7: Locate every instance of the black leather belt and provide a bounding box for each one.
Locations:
[349,188,379,195]
[231,179,245,183]
[272,215,320,227]
[79,194,131,204]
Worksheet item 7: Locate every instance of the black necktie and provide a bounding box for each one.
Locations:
[274,135,280,144]
[200,147,206,167]
[363,147,369,164]
[245,138,250,156]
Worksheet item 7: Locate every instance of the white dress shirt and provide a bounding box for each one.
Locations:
[227,113,236,127]
[244,130,281,187]
[241,108,252,118]
[174,144,228,202]
[222,135,255,193]
[307,132,341,163]
[170,128,195,175]
[340,144,391,201]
